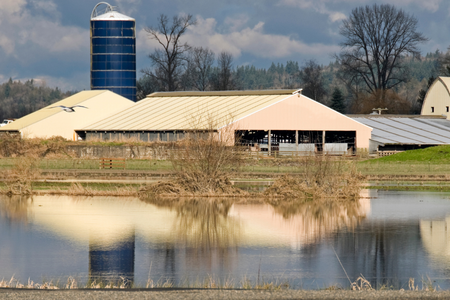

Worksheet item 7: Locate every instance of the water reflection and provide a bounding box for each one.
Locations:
[0,195,32,225]
[144,198,242,278]
[3,191,450,289]
[228,198,369,248]
[89,232,135,285]
[421,218,450,272]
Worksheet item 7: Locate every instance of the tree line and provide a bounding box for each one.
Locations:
[0,79,73,121]
[138,4,450,115]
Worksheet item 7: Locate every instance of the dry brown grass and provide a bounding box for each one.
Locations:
[0,135,70,158]
[139,178,249,199]
[264,157,365,200]
[140,112,245,198]
[55,183,138,197]
[351,275,373,291]
[0,276,59,289]
[4,156,41,195]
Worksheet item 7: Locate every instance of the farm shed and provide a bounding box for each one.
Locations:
[350,115,450,154]
[79,90,372,154]
[0,90,135,141]
[421,76,450,117]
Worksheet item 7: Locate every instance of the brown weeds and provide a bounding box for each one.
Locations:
[64,183,138,197]
[5,156,41,195]
[0,135,71,158]
[264,157,365,200]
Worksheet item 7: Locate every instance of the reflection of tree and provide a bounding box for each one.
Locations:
[332,221,421,289]
[147,198,242,273]
[0,195,32,225]
[269,199,367,244]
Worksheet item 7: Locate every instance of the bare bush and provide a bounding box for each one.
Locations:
[5,156,41,195]
[264,156,365,200]
[0,135,70,158]
[140,113,244,197]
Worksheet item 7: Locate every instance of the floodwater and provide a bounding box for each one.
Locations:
[2,190,450,289]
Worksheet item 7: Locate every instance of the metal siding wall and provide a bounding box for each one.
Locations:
[90,20,136,101]
[150,132,159,141]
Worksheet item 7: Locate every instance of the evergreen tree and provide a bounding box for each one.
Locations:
[330,88,345,113]
[417,76,435,107]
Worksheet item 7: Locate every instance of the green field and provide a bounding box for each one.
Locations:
[1,145,450,177]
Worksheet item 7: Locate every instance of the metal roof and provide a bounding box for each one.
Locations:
[81,90,298,131]
[91,2,134,21]
[351,116,450,145]
[0,90,107,131]
[91,11,134,21]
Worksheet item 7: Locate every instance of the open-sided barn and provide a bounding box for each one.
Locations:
[78,90,372,154]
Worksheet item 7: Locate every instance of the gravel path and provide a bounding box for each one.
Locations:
[2,289,450,299]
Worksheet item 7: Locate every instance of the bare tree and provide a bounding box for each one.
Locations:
[212,52,235,90]
[190,47,215,91]
[300,60,326,103]
[336,4,427,93]
[142,14,196,91]
[136,75,160,100]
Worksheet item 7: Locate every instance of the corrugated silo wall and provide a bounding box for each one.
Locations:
[90,19,136,101]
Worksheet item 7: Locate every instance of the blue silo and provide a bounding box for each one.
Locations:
[90,3,136,101]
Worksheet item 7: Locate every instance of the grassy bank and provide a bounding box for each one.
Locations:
[1,145,450,178]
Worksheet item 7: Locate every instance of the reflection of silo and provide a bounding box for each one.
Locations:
[90,2,136,101]
[89,231,135,285]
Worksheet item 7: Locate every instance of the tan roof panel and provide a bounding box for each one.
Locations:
[0,90,107,131]
[148,89,298,97]
[82,91,294,131]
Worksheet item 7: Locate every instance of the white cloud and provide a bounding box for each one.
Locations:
[279,0,444,19]
[137,16,340,60]
[114,0,142,16]
[224,14,251,32]
[278,0,350,22]
[0,0,88,56]
[0,0,27,15]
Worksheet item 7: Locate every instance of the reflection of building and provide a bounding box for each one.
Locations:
[420,218,450,269]
[229,199,370,248]
[5,195,369,284]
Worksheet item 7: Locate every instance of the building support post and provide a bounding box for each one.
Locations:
[322,130,326,155]
[295,130,299,154]
[268,130,272,156]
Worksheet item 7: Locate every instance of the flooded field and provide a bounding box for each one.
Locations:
[2,190,450,289]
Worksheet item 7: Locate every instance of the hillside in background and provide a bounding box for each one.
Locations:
[1,51,443,121]
[0,79,74,121]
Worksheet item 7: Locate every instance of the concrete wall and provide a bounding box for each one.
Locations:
[66,145,172,159]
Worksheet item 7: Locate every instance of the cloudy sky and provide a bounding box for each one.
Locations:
[0,0,449,91]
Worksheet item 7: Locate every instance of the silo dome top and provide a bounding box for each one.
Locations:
[91,2,135,21]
